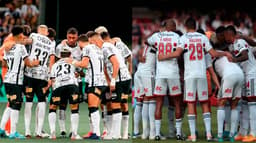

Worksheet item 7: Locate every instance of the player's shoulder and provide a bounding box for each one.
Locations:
[235,38,248,46]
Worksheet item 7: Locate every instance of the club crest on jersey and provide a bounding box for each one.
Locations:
[155,86,162,91]
[224,88,232,94]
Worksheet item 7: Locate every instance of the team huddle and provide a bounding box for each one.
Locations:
[133,17,256,142]
[0,25,132,140]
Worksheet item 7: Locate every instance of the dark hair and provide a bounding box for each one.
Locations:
[78,34,88,42]
[174,30,183,36]
[60,52,71,58]
[197,28,205,35]
[100,32,110,39]
[22,25,31,37]
[12,25,24,36]
[216,26,226,34]
[86,31,99,38]
[225,25,236,35]
[48,28,56,39]
[67,27,78,35]
[185,17,196,30]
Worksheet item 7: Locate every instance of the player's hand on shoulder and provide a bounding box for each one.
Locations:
[33,59,40,66]
[61,39,68,46]
[64,57,73,64]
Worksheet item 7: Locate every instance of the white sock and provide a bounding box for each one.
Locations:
[176,118,182,136]
[48,112,56,134]
[37,102,46,135]
[102,106,107,132]
[168,106,175,135]
[203,112,211,136]
[122,115,129,138]
[249,102,256,136]
[155,119,161,136]
[71,113,79,136]
[24,102,32,135]
[58,110,66,132]
[217,107,225,138]
[112,112,122,139]
[224,104,231,132]
[91,110,100,136]
[142,101,149,137]
[230,109,239,137]
[0,107,11,130]
[188,114,196,136]
[133,101,142,135]
[34,104,39,134]
[106,114,112,136]
[240,103,249,136]
[10,109,19,134]
[149,100,156,137]
[89,117,93,132]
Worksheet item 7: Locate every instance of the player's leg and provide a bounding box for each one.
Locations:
[184,78,197,142]
[104,98,113,138]
[167,98,175,138]
[197,78,212,141]
[8,84,25,139]
[100,91,108,137]
[235,99,248,141]
[0,105,11,136]
[34,79,48,138]
[167,79,183,140]
[24,76,34,138]
[223,102,231,137]
[153,78,167,141]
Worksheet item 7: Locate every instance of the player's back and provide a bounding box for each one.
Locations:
[180,32,211,79]
[114,40,131,60]
[51,58,77,90]
[137,45,156,76]
[148,31,180,79]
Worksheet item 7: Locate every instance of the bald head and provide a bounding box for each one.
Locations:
[165,19,176,31]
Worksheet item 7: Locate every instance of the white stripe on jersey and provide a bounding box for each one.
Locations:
[3,44,28,85]
[51,59,78,90]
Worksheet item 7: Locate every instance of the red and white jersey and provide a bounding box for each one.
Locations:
[230,39,256,77]
[213,56,244,79]
[178,32,212,80]
[137,45,156,77]
[148,31,180,79]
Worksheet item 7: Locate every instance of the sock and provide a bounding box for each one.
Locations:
[0,107,11,130]
[106,113,112,136]
[203,112,211,136]
[24,102,33,135]
[168,106,175,135]
[58,110,66,132]
[91,110,100,136]
[230,109,239,137]
[217,107,225,138]
[249,102,256,136]
[71,113,79,136]
[133,101,142,134]
[148,100,156,137]
[48,112,56,134]
[37,102,46,135]
[176,118,182,136]
[240,103,249,136]
[224,105,231,132]
[112,112,122,139]
[10,109,19,134]
[34,104,39,134]
[89,117,93,132]
[188,114,196,136]
[102,105,107,132]
[155,119,161,136]
[142,101,149,137]
[122,115,129,138]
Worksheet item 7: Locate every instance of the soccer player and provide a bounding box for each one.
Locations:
[0,25,39,139]
[48,46,81,140]
[147,19,183,141]
[225,25,256,142]
[55,27,84,137]
[158,17,231,142]
[100,31,131,139]
[23,25,55,138]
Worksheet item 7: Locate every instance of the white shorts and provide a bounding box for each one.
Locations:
[218,74,244,100]
[141,76,155,97]
[245,77,256,98]
[154,78,181,96]
[134,72,144,98]
[184,78,208,102]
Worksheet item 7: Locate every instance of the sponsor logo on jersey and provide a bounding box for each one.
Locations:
[224,88,232,94]
[155,86,162,91]
[202,91,207,96]
[144,88,148,93]
[188,92,193,97]
[172,86,179,91]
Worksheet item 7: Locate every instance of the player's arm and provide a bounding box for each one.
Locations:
[126,55,132,75]
[109,55,120,91]
[1,59,7,68]
[208,48,232,58]
[237,34,256,47]
[104,65,111,86]
[24,57,40,67]
[158,48,183,61]
[71,56,89,68]
[138,46,145,63]
[230,50,248,63]
[207,67,220,89]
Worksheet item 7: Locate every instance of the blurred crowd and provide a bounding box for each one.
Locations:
[132,8,256,73]
[0,0,39,45]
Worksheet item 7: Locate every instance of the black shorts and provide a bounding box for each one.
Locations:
[51,84,80,105]
[4,83,23,103]
[111,80,131,102]
[23,75,48,101]
[87,86,107,99]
